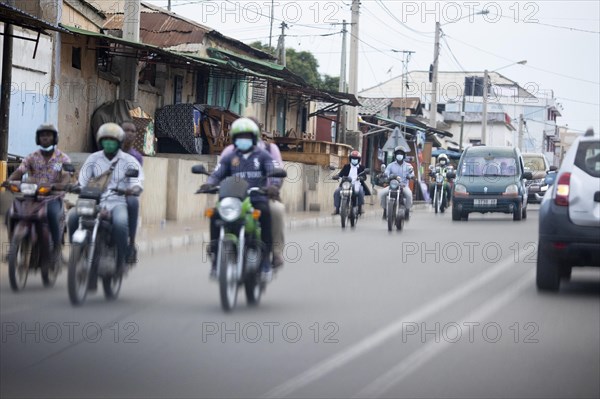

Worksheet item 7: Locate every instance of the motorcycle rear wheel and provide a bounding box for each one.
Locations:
[219,239,238,312]
[68,243,90,306]
[8,235,31,292]
[102,275,122,300]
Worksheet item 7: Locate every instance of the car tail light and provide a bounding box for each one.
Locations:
[555,172,571,206]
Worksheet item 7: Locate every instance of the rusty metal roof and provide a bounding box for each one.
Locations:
[391,97,421,109]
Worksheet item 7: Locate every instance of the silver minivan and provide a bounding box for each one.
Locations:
[522,153,556,203]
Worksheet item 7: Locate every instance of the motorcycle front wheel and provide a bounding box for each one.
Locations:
[387,200,396,232]
[8,235,32,292]
[434,188,440,214]
[219,239,239,312]
[68,243,90,306]
[340,200,349,229]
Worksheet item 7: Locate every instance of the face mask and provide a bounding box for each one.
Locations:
[350,159,359,166]
[440,160,446,165]
[235,138,253,152]
[39,145,54,152]
[396,154,404,162]
[101,140,119,154]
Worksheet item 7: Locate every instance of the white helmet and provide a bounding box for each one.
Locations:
[438,154,449,164]
[96,122,125,145]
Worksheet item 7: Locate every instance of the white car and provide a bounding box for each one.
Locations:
[536,129,600,291]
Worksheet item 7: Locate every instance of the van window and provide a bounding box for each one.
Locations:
[461,156,517,176]
[523,156,547,172]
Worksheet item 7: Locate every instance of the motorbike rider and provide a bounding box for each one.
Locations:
[67,123,144,277]
[332,150,371,215]
[3,123,71,262]
[216,117,286,269]
[201,117,279,282]
[120,121,143,264]
[428,153,452,205]
[379,146,414,219]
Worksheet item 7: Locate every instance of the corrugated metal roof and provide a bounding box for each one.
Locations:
[0,2,70,34]
[391,97,421,109]
[357,98,392,115]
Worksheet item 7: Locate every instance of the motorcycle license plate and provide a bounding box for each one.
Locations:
[474,199,496,207]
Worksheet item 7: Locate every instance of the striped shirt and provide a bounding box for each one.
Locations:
[16,149,71,184]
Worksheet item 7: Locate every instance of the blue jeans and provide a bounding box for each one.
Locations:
[126,196,139,243]
[68,204,129,266]
[46,198,63,250]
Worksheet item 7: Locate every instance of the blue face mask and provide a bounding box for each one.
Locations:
[235,138,253,152]
[396,154,404,162]
[350,159,359,166]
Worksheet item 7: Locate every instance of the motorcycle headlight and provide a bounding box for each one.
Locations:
[76,198,97,216]
[435,174,444,183]
[20,183,38,196]
[218,197,242,222]
[341,181,352,190]
[390,179,400,190]
[504,184,519,195]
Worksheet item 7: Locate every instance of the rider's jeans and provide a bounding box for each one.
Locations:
[126,196,139,244]
[333,186,365,209]
[47,198,63,250]
[379,186,413,210]
[67,204,129,267]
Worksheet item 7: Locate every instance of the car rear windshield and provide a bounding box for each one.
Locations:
[575,141,600,178]
[460,156,518,177]
[523,156,546,172]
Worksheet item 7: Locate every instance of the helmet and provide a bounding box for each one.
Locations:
[36,123,58,145]
[393,145,407,155]
[438,154,449,164]
[230,117,260,143]
[96,122,125,145]
[349,150,361,160]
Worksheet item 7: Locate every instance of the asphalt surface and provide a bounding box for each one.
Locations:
[1,205,599,398]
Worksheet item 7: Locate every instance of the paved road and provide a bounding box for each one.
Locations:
[1,205,599,398]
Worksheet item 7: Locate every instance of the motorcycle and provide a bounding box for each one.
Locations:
[430,166,453,214]
[333,168,369,229]
[192,164,287,312]
[67,167,139,306]
[4,166,73,292]
[384,174,409,232]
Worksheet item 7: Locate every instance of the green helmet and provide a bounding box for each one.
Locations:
[230,117,260,142]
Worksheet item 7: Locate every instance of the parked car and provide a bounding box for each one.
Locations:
[522,153,557,203]
[536,129,600,291]
[449,146,532,221]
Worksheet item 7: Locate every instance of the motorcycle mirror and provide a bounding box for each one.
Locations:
[429,165,435,171]
[329,165,336,170]
[125,168,139,178]
[549,165,558,172]
[62,163,75,173]
[363,168,370,175]
[191,164,209,175]
[267,168,287,178]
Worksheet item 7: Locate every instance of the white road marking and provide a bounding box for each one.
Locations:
[355,270,535,398]
[263,255,521,398]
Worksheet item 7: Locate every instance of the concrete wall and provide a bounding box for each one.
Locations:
[138,156,168,226]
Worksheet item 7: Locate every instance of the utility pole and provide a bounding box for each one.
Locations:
[120,0,140,101]
[0,23,13,163]
[336,20,348,144]
[167,0,171,11]
[518,114,524,150]
[277,22,288,66]
[392,49,415,139]
[481,69,489,145]
[429,21,441,129]
[268,0,275,48]
[459,90,466,150]
[347,0,359,142]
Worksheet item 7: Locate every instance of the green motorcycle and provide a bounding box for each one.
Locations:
[192,165,286,312]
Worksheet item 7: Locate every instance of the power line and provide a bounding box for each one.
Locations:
[374,0,435,37]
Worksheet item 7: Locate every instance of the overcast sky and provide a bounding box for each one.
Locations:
[147,0,600,133]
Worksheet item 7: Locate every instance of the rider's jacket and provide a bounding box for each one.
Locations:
[385,161,414,186]
[338,164,371,195]
[78,150,144,210]
[207,146,279,203]
[15,149,71,184]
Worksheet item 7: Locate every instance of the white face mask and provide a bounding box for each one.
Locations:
[396,154,404,162]
[350,159,359,166]
[39,145,54,152]
[440,160,446,165]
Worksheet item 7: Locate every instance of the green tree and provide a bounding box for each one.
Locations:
[249,41,339,90]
